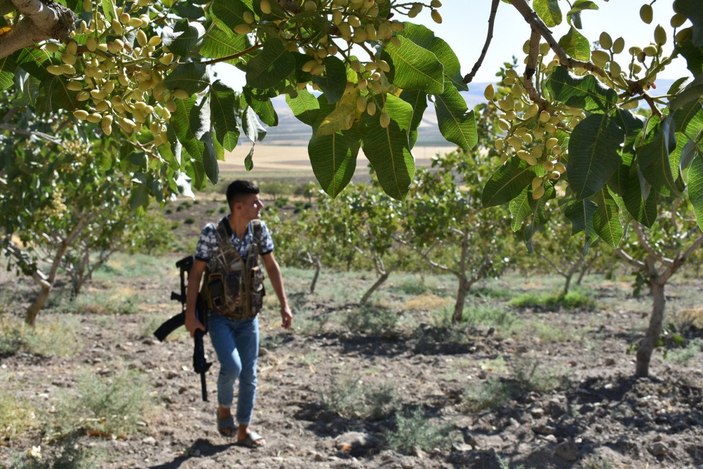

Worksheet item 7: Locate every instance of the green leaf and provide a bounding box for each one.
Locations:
[384,93,414,133]
[201,131,219,184]
[244,88,278,126]
[569,0,598,15]
[286,89,320,126]
[245,38,296,89]
[129,181,150,210]
[558,27,590,61]
[210,81,240,151]
[312,56,347,104]
[399,23,466,91]
[637,117,679,193]
[592,189,623,246]
[567,113,625,199]
[562,198,597,237]
[164,62,209,94]
[481,158,535,207]
[0,55,17,91]
[399,90,427,148]
[534,0,562,27]
[37,76,78,114]
[384,35,444,95]
[200,25,248,62]
[688,153,703,229]
[509,187,533,232]
[171,95,198,142]
[211,0,250,32]
[241,106,266,143]
[621,164,658,227]
[308,129,360,197]
[316,88,358,137]
[244,145,254,171]
[434,82,477,151]
[101,0,116,23]
[361,115,415,199]
[545,66,618,112]
[168,20,206,57]
[673,100,703,139]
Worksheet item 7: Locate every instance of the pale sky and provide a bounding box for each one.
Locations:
[216,1,688,89]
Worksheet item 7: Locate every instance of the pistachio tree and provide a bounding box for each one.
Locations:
[398,151,513,323]
[0,92,147,325]
[615,201,703,377]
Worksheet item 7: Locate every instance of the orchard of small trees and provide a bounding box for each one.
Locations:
[1,0,702,381]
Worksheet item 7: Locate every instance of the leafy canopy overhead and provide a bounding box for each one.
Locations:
[0,0,702,245]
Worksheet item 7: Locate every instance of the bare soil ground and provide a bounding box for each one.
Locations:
[2,253,703,468]
[2,191,703,469]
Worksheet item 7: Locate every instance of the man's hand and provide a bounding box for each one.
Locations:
[280,306,293,329]
[185,311,206,337]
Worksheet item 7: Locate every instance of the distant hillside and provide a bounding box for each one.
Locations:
[260,84,489,146]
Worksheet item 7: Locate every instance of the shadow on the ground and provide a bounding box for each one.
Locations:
[148,438,232,469]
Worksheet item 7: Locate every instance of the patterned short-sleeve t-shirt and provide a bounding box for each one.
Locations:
[194,216,274,262]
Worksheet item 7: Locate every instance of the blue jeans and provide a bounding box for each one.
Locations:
[208,314,259,425]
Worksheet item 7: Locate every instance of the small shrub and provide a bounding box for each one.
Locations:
[0,318,81,358]
[0,389,38,441]
[511,355,568,393]
[463,303,517,329]
[665,338,703,364]
[509,290,596,310]
[55,292,138,316]
[386,408,454,454]
[462,377,515,412]
[7,437,99,469]
[55,369,152,438]
[519,319,570,343]
[392,278,432,295]
[462,356,568,411]
[320,378,397,420]
[0,321,23,356]
[343,304,399,337]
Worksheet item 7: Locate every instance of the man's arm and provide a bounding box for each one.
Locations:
[262,252,293,329]
[185,258,208,336]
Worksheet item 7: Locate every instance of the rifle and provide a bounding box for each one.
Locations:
[154,256,212,402]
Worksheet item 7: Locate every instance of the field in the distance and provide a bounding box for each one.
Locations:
[220,144,457,180]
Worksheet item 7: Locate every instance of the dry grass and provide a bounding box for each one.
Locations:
[403,293,451,311]
[221,144,455,178]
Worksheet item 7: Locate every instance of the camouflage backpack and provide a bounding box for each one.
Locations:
[200,219,266,319]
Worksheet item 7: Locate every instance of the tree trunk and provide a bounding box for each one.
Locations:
[25,281,51,327]
[309,255,321,294]
[561,273,573,298]
[635,280,666,378]
[0,0,76,59]
[452,277,469,323]
[360,270,390,304]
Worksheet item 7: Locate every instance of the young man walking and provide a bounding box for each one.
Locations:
[185,180,293,447]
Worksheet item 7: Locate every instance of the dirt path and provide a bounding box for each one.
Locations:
[1,268,702,468]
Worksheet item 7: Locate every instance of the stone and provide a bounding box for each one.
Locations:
[648,441,669,457]
[554,440,579,461]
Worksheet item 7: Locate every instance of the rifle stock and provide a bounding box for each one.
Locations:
[154,256,212,401]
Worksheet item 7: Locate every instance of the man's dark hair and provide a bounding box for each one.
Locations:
[226,180,260,206]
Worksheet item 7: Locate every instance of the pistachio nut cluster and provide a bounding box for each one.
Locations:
[43,0,175,150]
[484,62,581,201]
[236,0,442,128]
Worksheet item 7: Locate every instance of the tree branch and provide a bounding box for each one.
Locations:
[507,0,607,79]
[463,0,499,84]
[615,246,646,270]
[0,0,76,59]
